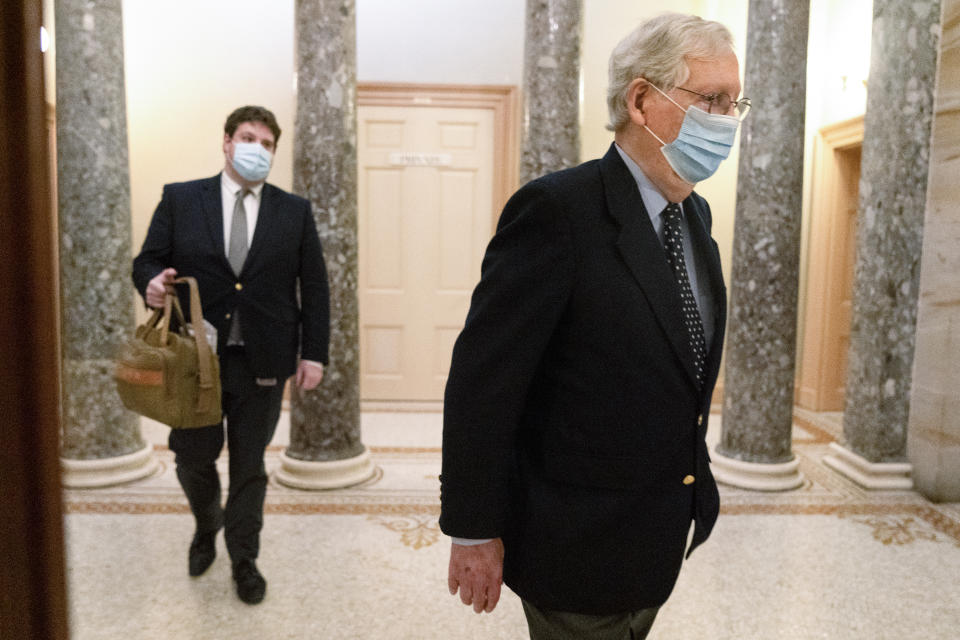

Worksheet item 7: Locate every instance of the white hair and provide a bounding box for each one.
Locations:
[606,13,735,132]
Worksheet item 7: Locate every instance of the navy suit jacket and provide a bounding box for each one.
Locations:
[440,144,726,614]
[133,174,330,378]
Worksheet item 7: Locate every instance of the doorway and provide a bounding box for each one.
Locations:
[356,84,519,405]
[797,116,864,412]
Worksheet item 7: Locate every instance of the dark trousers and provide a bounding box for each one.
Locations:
[522,600,660,640]
[169,347,284,564]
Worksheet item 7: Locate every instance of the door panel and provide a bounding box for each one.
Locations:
[358,105,494,401]
[365,168,404,288]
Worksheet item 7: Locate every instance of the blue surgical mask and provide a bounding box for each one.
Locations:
[644,84,740,184]
[231,142,273,182]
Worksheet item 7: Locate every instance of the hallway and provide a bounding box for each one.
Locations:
[64,410,960,639]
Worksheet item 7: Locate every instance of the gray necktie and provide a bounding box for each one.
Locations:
[228,189,249,275]
[227,189,249,344]
[662,203,707,387]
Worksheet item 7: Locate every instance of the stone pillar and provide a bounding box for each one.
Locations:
[824,0,936,489]
[277,0,373,490]
[520,0,582,184]
[712,0,810,491]
[55,0,157,487]
[824,0,941,490]
[908,0,960,502]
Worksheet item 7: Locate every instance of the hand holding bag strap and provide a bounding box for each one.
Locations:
[173,277,217,413]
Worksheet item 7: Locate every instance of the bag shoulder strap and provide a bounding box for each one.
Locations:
[171,277,217,413]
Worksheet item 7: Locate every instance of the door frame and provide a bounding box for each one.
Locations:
[1,1,69,638]
[796,115,864,411]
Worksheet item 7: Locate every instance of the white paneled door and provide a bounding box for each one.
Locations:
[358,105,495,401]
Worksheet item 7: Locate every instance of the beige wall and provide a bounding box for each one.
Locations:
[42,0,874,391]
[357,0,524,85]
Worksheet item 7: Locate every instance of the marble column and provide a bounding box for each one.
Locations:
[277,0,373,490]
[908,0,960,502]
[824,0,941,490]
[712,0,810,491]
[520,0,582,184]
[55,0,157,487]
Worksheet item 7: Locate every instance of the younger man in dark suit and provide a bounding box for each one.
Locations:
[133,106,330,605]
[441,13,750,638]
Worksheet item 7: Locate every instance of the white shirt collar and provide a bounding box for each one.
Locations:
[221,170,264,199]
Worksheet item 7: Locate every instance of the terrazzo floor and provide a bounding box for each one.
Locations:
[63,409,960,639]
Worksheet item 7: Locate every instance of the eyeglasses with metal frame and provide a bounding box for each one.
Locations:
[675,86,751,119]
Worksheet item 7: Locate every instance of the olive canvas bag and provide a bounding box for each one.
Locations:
[114,276,221,428]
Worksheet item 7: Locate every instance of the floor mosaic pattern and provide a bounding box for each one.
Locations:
[63,411,960,639]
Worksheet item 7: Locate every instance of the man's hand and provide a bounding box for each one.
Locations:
[448,538,504,614]
[295,360,323,390]
[145,267,177,309]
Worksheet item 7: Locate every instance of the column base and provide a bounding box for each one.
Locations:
[61,443,158,488]
[823,442,913,490]
[710,447,804,491]
[275,446,376,490]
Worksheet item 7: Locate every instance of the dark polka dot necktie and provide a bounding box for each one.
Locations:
[662,203,706,387]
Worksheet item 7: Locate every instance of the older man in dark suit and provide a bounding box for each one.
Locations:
[133,106,329,605]
[440,13,750,639]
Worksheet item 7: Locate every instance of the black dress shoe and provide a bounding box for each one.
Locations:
[233,559,266,604]
[188,531,217,577]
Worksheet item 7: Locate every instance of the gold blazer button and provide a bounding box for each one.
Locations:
[697,415,704,426]
[235,282,243,291]
[683,475,695,485]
